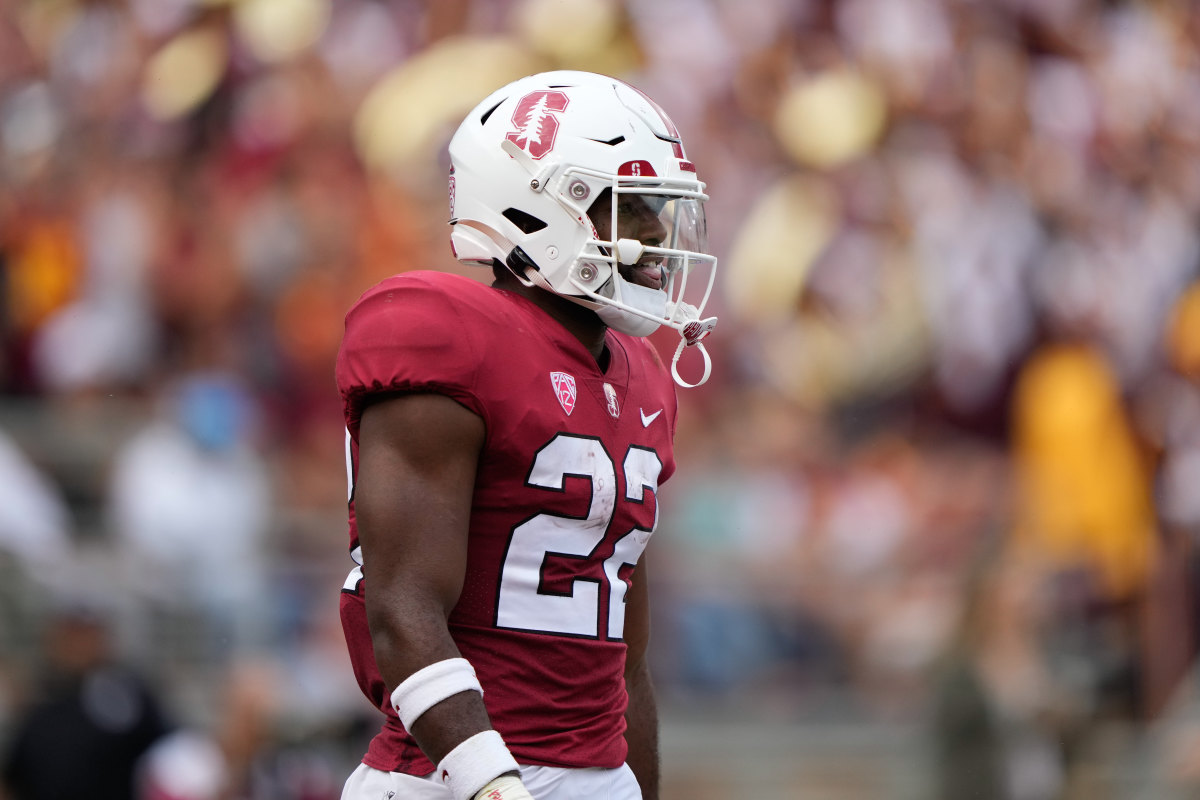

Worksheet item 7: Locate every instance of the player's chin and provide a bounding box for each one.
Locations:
[620,262,666,291]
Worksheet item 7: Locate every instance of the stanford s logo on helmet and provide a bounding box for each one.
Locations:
[505,91,569,160]
[447,70,718,388]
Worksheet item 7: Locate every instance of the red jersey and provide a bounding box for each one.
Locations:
[335,271,677,775]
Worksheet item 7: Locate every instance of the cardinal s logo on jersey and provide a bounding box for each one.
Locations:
[603,382,620,418]
[506,90,569,160]
[550,371,577,415]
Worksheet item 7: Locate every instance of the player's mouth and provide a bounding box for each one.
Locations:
[622,260,665,290]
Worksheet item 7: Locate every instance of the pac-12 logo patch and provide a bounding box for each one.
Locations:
[506,90,569,160]
[550,371,577,416]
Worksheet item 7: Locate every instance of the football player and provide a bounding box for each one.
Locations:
[336,70,718,800]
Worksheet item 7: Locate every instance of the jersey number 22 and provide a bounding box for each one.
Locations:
[496,433,661,641]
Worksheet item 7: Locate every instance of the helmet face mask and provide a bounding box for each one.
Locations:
[448,71,718,356]
[573,178,717,338]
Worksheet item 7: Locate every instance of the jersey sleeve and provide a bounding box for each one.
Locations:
[336,273,486,437]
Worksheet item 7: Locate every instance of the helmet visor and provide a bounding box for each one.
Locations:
[608,187,715,316]
[571,174,718,334]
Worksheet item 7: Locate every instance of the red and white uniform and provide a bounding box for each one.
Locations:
[336,271,677,776]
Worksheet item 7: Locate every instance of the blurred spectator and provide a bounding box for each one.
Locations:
[137,730,228,800]
[1010,342,1156,604]
[1009,342,1156,723]
[137,660,341,800]
[0,428,75,726]
[0,428,71,583]
[0,597,172,800]
[23,151,162,396]
[0,0,1197,794]
[1138,282,1200,718]
[1152,663,1200,798]
[653,388,840,699]
[107,371,272,664]
[931,553,1082,800]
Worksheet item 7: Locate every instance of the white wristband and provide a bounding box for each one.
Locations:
[438,729,520,800]
[390,658,483,730]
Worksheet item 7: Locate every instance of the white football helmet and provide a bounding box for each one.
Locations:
[447,70,718,386]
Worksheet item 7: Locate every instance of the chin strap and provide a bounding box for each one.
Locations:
[667,301,717,388]
[670,337,712,388]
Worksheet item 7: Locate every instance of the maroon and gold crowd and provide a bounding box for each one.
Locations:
[2,1,1200,797]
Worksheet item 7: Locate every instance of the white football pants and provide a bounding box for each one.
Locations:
[341,761,642,800]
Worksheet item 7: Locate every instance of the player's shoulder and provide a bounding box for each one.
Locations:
[348,270,494,315]
[337,271,502,423]
[373,269,491,296]
[343,270,521,342]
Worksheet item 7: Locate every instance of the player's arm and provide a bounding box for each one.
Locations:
[355,392,531,800]
[623,554,661,800]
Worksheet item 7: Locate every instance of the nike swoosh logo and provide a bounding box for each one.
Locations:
[640,408,662,427]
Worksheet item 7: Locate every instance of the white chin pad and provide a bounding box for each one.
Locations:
[596,277,666,337]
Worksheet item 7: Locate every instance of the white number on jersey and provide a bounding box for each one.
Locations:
[496,434,661,639]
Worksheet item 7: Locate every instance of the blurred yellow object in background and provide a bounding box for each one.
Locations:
[233,0,332,64]
[1011,343,1157,600]
[142,27,229,121]
[1166,282,1200,379]
[354,36,544,184]
[724,173,838,324]
[7,219,80,333]
[509,0,619,62]
[773,69,888,170]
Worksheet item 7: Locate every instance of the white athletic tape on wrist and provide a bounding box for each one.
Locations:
[390,658,483,731]
[473,774,535,800]
[438,729,520,800]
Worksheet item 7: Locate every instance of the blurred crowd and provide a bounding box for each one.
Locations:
[1,0,1200,798]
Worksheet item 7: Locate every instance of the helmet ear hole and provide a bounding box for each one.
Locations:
[502,208,548,234]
